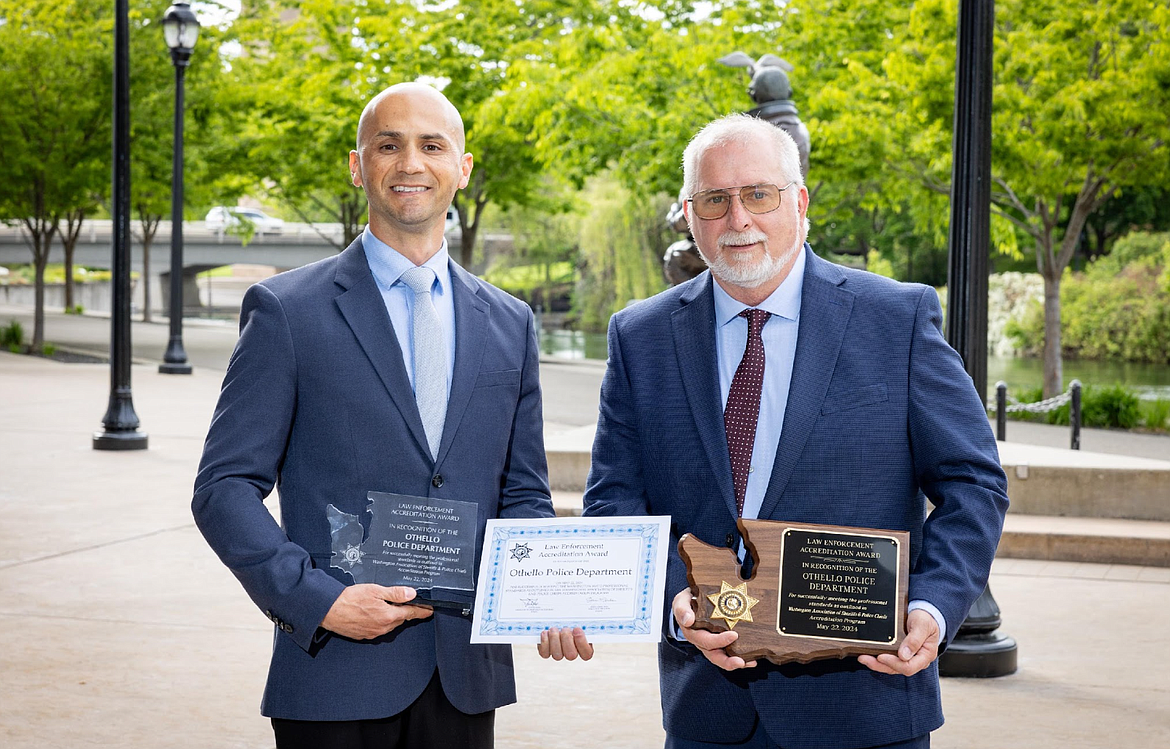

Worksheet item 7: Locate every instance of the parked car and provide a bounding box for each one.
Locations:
[205,206,284,235]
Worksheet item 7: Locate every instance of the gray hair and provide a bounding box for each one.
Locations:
[681,114,805,199]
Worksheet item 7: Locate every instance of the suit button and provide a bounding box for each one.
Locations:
[725,532,736,548]
[432,474,444,488]
[282,623,295,634]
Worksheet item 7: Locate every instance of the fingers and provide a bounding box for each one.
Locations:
[684,627,757,670]
[321,584,433,640]
[899,610,937,661]
[672,587,696,629]
[858,610,939,677]
[382,585,419,604]
[537,627,595,661]
[672,587,756,670]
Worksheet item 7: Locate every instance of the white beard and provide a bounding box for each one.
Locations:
[698,230,803,289]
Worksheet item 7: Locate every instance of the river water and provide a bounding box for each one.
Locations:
[541,330,1170,401]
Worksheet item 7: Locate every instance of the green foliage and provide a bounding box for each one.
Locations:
[1007,383,1143,429]
[1144,399,1170,431]
[1007,233,1170,363]
[572,174,670,331]
[41,342,56,357]
[484,262,575,296]
[1,320,24,349]
[865,250,895,279]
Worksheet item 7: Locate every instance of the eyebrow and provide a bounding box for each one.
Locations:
[372,130,453,145]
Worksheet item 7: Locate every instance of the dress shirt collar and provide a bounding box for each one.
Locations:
[712,245,806,327]
[362,226,451,295]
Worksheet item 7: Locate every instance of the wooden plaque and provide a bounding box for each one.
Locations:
[678,519,909,665]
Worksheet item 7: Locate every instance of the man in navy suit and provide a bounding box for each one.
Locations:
[583,114,1009,748]
[193,83,588,749]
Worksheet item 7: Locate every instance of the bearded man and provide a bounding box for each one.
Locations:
[582,114,1008,749]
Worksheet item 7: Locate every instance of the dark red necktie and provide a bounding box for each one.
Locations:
[725,309,770,516]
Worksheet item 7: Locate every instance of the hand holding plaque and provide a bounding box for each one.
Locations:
[679,519,908,665]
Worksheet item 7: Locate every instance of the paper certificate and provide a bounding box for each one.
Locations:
[470,516,671,643]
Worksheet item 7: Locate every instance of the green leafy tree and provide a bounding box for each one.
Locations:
[885,0,1170,395]
[0,0,112,349]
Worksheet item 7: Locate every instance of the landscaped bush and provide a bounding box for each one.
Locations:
[1001,383,1144,429]
[1007,232,1170,364]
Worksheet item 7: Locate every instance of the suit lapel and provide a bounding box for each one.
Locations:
[434,262,489,467]
[333,237,432,460]
[758,249,854,519]
[671,273,738,518]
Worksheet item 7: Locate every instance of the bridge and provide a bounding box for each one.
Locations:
[0,219,497,313]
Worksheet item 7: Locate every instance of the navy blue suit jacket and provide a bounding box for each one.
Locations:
[193,237,553,721]
[583,249,1008,749]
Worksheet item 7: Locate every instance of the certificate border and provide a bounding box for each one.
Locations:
[471,517,670,643]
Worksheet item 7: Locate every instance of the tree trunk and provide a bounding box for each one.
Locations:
[1040,269,1062,398]
[136,213,161,323]
[61,210,85,310]
[33,245,48,351]
[21,216,56,351]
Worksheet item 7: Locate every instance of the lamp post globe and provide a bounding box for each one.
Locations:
[159,2,200,375]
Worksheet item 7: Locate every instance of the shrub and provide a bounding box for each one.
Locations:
[1081,385,1141,429]
[1004,383,1145,429]
[41,342,56,357]
[1006,232,1170,363]
[1143,399,1170,431]
[2,320,24,348]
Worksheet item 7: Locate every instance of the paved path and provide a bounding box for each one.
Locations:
[2,311,1170,747]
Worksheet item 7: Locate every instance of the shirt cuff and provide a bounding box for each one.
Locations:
[907,599,947,643]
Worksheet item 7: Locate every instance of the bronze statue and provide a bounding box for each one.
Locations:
[662,52,812,285]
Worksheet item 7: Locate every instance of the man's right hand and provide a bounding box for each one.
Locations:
[672,588,758,671]
[321,584,433,640]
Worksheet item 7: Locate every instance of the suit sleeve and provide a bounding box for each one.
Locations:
[583,313,650,518]
[583,316,690,644]
[497,305,555,519]
[191,283,344,653]
[906,287,1009,644]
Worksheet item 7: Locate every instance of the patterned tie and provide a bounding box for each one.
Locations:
[725,309,771,516]
[400,266,447,461]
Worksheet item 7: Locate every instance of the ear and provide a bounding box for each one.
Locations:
[348,151,362,187]
[457,152,473,190]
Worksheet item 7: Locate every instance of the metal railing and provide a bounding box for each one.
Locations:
[988,379,1082,449]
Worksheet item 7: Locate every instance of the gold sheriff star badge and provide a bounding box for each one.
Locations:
[707,581,759,629]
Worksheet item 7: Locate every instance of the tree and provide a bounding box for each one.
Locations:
[0,0,111,349]
[884,0,1170,396]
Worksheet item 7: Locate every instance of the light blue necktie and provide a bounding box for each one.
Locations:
[400,266,447,460]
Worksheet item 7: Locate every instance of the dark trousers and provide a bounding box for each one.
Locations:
[271,670,494,749]
[665,722,930,749]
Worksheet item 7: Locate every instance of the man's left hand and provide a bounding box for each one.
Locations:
[858,608,940,676]
[536,626,595,661]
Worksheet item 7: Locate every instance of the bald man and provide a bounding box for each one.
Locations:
[193,83,575,749]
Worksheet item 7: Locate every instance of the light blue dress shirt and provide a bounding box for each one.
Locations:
[709,247,946,643]
[712,249,805,521]
[362,227,456,401]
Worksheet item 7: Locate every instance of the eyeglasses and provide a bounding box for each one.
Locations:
[686,182,795,220]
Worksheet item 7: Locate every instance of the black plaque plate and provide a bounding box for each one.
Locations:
[778,528,900,644]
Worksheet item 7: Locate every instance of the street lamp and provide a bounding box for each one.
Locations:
[95,0,147,450]
[158,2,200,375]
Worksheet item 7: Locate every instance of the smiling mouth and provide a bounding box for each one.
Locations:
[392,186,429,193]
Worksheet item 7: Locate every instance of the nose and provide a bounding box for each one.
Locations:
[725,193,753,231]
[397,145,425,174]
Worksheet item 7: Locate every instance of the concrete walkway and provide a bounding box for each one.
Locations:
[2,336,1170,746]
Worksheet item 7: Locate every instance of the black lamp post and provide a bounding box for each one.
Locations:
[95,0,147,450]
[938,0,1018,678]
[158,2,200,375]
